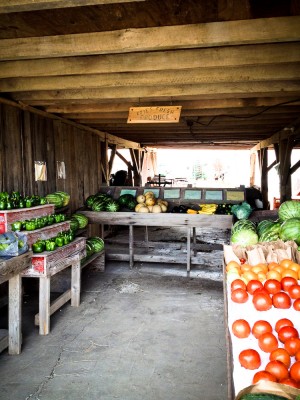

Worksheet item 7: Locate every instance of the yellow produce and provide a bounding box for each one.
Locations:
[145,197,156,206]
[137,195,146,203]
[187,209,197,214]
[152,204,162,213]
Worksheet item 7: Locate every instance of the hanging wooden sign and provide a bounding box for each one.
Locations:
[127,106,181,123]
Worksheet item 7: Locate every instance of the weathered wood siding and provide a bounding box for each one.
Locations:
[0,103,102,212]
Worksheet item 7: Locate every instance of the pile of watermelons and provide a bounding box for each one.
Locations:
[85,192,137,212]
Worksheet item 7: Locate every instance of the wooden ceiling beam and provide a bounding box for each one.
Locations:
[44,98,300,114]
[11,81,300,101]
[0,0,145,13]
[1,42,299,79]
[0,16,299,60]
[2,63,300,92]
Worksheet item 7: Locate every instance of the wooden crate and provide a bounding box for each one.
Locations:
[22,237,86,277]
[22,221,71,249]
[0,204,55,233]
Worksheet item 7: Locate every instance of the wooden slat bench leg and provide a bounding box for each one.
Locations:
[187,226,191,272]
[71,259,81,307]
[8,274,22,354]
[39,277,50,335]
[35,289,71,326]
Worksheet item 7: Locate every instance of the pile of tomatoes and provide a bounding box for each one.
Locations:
[227,259,300,312]
[226,258,300,392]
[232,318,300,387]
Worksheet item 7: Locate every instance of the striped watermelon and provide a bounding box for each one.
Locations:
[278,200,300,221]
[279,217,300,245]
[72,213,89,229]
[46,193,64,208]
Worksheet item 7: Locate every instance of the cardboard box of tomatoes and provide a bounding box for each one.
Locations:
[224,241,300,399]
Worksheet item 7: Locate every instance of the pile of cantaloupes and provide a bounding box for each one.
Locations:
[135,191,168,213]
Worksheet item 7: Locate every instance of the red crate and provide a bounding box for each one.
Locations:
[0,204,55,233]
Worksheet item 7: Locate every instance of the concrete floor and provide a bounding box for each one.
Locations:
[0,228,229,400]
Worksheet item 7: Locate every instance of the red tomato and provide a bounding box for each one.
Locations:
[284,337,300,356]
[232,319,251,339]
[247,279,263,295]
[231,279,246,292]
[294,298,300,311]
[290,361,300,383]
[252,320,273,339]
[278,326,299,343]
[258,332,278,353]
[279,378,300,389]
[231,288,248,303]
[269,348,291,368]
[288,284,300,299]
[281,276,298,292]
[272,292,291,309]
[265,360,289,380]
[264,279,282,295]
[253,287,270,296]
[252,292,272,311]
[240,258,246,265]
[296,350,300,361]
[275,318,294,333]
[252,370,277,384]
[239,349,261,370]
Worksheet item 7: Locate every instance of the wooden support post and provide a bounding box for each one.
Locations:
[193,227,197,257]
[39,277,51,335]
[129,225,134,268]
[187,226,191,272]
[71,258,81,307]
[260,148,269,209]
[145,226,149,251]
[278,138,293,203]
[8,274,22,355]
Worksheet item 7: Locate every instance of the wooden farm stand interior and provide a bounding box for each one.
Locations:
[0,1,300,399]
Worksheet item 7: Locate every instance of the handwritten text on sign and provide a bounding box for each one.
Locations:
[127,106,181,123]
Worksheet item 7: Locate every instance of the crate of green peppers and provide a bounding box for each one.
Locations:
[11,213,67,232]
[0,203,55,234]
[31,230,75,253]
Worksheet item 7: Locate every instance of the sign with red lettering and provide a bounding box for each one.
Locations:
[127,106,181,123]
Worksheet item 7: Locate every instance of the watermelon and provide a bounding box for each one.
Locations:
[92,199,107,212]
[72,213,89,229]
[278,200,300,221]
[232,219,256,234]
[259,221,281,242]
[87,236,104,252]
[126,199,137,211]
[70,217,80,232]
[54,191,70,206]
[279,217,300,245]
[257,219,276,236]
[46,193,64,208]
[105,200,120,212]
[85,195,96,209]
[118,194,134,207]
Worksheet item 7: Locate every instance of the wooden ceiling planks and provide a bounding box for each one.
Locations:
[0,0,299,149]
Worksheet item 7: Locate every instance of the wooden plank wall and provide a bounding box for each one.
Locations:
[0,103,102,212]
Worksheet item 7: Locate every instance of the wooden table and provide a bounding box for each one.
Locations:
[22,238,86,335]
[0,251,32,355]
[81,211,232,271]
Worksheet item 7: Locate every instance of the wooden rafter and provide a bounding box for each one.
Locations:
[0,16,299,61]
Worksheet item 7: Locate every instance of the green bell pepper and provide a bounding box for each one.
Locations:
[18,199,25,208]
[40,197,47,205]
[54,214,62,223]
[11,221,22,231]
[6,201,13,210]
[25,220,36,231]
[55,236,64,247]
[25,198,33,208]
[0,200,7,210]
[32,240,45,253]
[45,239,57,251]
[47,215,55,225]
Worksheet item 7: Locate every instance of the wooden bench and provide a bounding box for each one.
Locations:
[22,238,86,335]
[0,251,32,354]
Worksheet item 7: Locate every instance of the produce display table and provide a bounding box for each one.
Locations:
[22,237,86,335]
[0,251,32,354]
[81,211,232,271]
